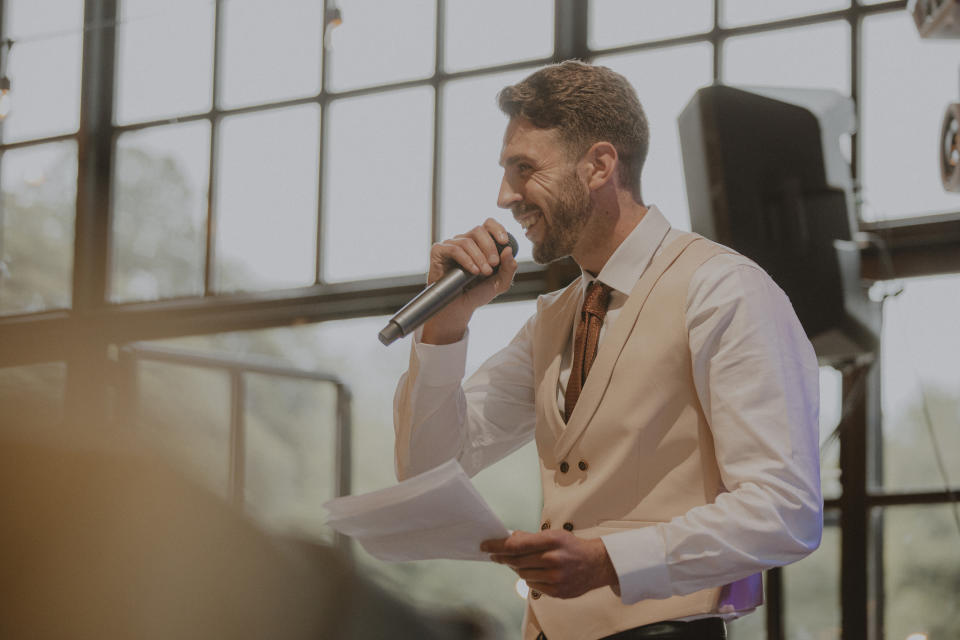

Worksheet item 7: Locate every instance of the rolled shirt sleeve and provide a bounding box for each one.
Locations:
[394,317,538,481]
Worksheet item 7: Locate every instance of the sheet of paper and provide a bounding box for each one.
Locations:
[323,458,509,562]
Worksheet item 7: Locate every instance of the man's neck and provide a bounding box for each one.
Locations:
[574,192,649,274]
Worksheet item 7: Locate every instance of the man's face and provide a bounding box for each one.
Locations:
[498,117,591,264]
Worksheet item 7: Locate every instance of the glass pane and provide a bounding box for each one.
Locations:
[0,142,76,315]
[215,105,319,292]
[326,0,435,92]
[152,298,540,633]
[111,122,209,302]
[220,0,323,108]
[598,42,714,230]
[861,12,960,220]
[0,361,67,429]
[244,374,339,542]
[723,20,850,95]
[5,0,83,39]
[819,366,842,500]
[784,524,841,639]
[590,0,713,49]
[881,275,960,492]
[721,0,849,27]
[116,0,214,124]
[441,68,534,260]
[445,0,553,72]
[2,0,83,142]
[323,87,433,282]
[883,505,960,638]
[134,360,232,498]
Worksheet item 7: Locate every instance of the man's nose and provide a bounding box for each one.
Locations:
[497,175,521,209]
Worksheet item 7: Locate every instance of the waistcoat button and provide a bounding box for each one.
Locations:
[541,520,551,530]
[559,461,569,473]
[578,460,588,471]
[531,589,542,600]
[562,522,574,532]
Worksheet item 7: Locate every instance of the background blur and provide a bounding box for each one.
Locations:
[0,1,958,638]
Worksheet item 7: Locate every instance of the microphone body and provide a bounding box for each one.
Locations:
[378,234,519,346]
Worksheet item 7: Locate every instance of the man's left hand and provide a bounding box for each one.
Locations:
[481,530,620,599]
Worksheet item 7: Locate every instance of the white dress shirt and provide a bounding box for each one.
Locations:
[394,206,823,607]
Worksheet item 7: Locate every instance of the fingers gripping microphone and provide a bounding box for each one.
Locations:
[378,234,519,346]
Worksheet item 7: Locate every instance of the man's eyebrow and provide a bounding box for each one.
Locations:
[499,155,530,168]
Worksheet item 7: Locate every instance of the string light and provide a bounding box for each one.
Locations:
[0,39,12,121]
[324,2,343,45]
[325,5,343,30]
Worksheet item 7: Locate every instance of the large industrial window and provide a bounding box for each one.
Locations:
[1,2,957,639]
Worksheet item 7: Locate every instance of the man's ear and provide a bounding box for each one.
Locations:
[581,141,618,191]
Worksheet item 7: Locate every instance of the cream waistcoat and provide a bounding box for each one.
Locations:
[524,233,763,640]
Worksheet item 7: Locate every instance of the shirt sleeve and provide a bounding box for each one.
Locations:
[394,313,539,481]
[601,254,823,604]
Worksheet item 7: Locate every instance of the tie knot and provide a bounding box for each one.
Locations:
[583,281,612,317]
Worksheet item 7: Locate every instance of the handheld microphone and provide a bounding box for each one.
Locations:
[378,233,519,346]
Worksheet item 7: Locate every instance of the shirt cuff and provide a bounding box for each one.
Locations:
[601,525,672,604]
[412,327,469,386]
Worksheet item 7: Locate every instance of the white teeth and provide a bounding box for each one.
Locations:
[518,213,539,230]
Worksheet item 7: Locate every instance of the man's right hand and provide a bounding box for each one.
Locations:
[421,218,518,345]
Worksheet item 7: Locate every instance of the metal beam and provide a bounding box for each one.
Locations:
[65,0,117,426]
[860,212,960,280]
[0,262,567,367]
[555,0,588,62]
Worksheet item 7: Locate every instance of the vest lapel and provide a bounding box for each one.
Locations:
[535,279,582,444]
[553,234,703,462]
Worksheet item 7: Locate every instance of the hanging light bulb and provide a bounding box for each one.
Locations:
[325,6,342,29]
[0,40,12,121]
[0,76,11,120]
[324,4,343,43]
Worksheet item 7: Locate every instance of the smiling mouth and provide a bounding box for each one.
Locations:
[515,209,542,234]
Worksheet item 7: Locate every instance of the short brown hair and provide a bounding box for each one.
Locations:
[497,60,649,201]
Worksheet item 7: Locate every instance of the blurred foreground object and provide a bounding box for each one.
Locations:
[910,0,960,38]
[0,424,497,640]
[908,0,960,192]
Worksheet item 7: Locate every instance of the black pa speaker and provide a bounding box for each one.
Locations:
[678,84,876,358]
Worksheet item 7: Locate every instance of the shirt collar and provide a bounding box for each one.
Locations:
[580,204,672,296]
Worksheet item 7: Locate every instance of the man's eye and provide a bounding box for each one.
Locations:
[517,163,532,173]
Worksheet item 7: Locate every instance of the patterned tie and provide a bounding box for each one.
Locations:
[564,281,613,422]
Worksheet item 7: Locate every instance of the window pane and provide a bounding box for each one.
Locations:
[445,0,553,72]
[819,366,842,500]
[784,523,841,639]
[215,105,319,292]
[326,0,435,92]
[721,0,849,27]
[323,87,433,282]
[2,0,82,142]
[723,20,850,95]
[5,0,83,38]
[116,0,214,124]
[134,361,232,498]
[861,12,960,220]
[244,374,339,543]
[111,122,209,302]
[598,42,714,230]
[220,0,323,108]
[441,69,533,259]
[0,361,67,429]
[153,298,540,633]
[883,505,960,638]
[880,275,960,492]
[590,0,713,49]
[0,142,76,315]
